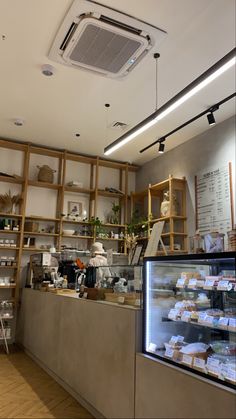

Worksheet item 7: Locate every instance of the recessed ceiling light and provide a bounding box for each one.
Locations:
[14,119,24,126]
[41,64,55,76]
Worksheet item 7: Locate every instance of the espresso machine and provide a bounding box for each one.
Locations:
[28,253,60,289]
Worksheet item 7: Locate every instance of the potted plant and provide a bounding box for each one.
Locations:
[111,202,121,224]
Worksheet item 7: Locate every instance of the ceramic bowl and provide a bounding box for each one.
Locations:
[63,229,75,236]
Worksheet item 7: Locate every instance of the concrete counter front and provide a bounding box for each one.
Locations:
[18,289,142,419]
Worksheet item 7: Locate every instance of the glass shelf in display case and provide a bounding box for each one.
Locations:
[143,252,236,390]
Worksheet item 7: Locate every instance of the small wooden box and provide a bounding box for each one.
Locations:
[24,221,39,232]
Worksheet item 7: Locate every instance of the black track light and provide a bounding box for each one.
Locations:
[158,141,165,154]
[207,112,216,125]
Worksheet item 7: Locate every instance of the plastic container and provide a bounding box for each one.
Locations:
[189,232,204,253]
[203,231,225,253]
[210,340,236,356]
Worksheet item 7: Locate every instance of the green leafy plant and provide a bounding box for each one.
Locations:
[126,209,148,236]
[111,202,121,224]
[89,216,103,235]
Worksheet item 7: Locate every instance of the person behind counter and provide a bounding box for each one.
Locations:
[87,242,111,287]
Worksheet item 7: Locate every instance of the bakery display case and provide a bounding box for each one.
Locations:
[143,252,236,390]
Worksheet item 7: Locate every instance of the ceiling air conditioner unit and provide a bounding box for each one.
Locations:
[48,0,166,78]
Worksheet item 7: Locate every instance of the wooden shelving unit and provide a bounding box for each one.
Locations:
[0,138,139,318]
[130,175,187,254]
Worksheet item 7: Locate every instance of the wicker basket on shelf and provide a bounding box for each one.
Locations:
[37,165,56,183]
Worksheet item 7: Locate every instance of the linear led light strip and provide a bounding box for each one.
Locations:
[104,48,236,156]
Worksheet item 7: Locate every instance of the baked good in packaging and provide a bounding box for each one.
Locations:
[174,300,196,312]
[180,342,210,360]
[181,272,202,280]
[190,311,199,321]
[206,308,224,318]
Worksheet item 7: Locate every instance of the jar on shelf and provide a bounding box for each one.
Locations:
[189,231,204,253]
[227,227,236,251]
[203,231,225,253]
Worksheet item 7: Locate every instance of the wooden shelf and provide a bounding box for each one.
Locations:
[62,234,93,239]
[0,285,16,289]
[0,266,17,269]
[0,230,21,234]
[28,180,62,190]
[24,231,59,237]
[0,247,19,250]
[161,232,188,237]
[150,215,187,223]
[0,213,22,219]
[0,175,24,184]
[62,219,91,225]
[64,186,94,194]
[96,237,125,241]
[96,190,125,198]
[25,216,60,222]
[156,250,188,255]
[22,248,52,252]
[102,223,126,228]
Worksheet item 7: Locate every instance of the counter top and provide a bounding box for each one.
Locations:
[28,288,142,311]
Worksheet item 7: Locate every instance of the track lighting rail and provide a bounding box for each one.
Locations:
[140,92,236,154]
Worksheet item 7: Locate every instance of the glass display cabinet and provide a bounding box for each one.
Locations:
[143,252,236,390]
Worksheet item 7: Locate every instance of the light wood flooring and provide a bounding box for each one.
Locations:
[0,346,93,419]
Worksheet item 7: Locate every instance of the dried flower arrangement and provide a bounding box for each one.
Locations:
[0,190,22,213]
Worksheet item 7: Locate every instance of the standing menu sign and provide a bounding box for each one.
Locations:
[195,163,234,235]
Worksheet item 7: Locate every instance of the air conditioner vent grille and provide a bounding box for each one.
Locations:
[100,14,142,35]
[59,22,78,51]
[69,23,142,74]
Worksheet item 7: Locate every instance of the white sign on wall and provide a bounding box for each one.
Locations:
[195,163,233,236]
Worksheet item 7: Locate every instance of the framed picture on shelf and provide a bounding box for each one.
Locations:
[131,244,143,265]
[68,201,84,218]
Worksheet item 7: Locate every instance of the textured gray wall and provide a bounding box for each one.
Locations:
[136,115,236,239]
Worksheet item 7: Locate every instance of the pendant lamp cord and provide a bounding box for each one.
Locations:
[154,53,160,111]
[104,103,110,146]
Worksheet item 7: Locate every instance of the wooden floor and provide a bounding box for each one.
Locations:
[0,346,93,419]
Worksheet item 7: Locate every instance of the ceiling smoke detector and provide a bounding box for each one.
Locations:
[41,64,55,76]
[48,0,166,78]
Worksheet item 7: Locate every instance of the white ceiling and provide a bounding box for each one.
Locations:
[0,0,235,165]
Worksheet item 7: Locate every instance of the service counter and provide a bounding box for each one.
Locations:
[18,289,236,419]
[18,288,142,419]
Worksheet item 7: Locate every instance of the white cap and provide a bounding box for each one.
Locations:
[91,242,105,254]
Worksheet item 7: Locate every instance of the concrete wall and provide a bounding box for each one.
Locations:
[136,116,236,239]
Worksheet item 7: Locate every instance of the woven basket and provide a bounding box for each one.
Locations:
[37,165,56,183]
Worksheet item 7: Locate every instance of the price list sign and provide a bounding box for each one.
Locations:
[195,164,233,236]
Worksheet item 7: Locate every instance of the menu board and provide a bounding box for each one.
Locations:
[196,164,233,235]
